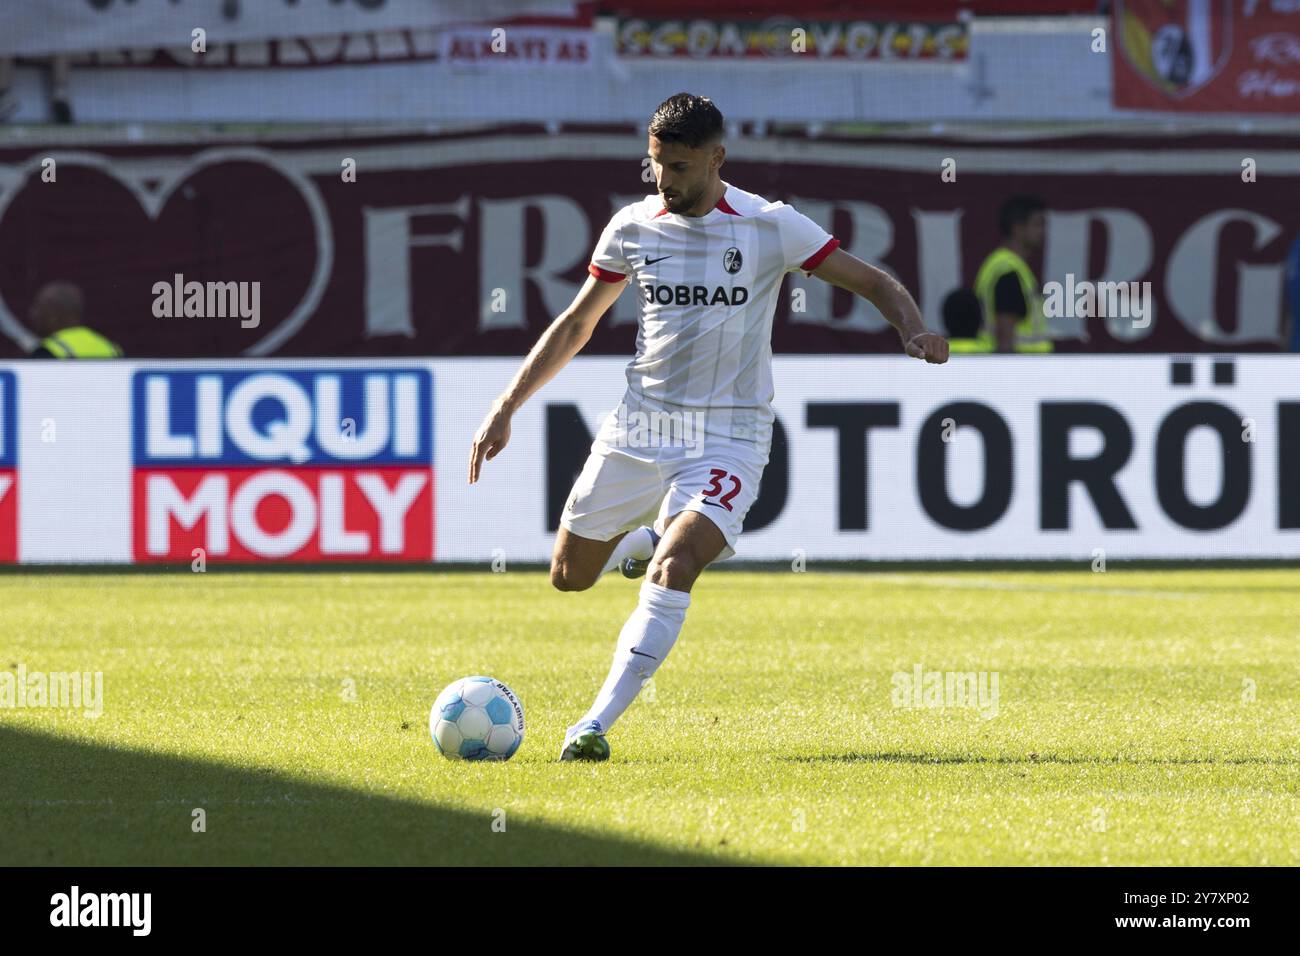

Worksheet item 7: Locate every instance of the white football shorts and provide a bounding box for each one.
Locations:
[559,440,768,561]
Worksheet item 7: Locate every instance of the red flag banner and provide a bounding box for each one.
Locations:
[1113,0,1300,113]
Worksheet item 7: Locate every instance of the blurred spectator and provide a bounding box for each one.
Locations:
[49,54,73,124]
[0,55,74,124]
[0,58,17,122]
[942,288,990,353]
[27,282,122,358]
[973,195,1052,353]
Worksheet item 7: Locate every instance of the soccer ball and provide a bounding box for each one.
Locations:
[429,676,525,761]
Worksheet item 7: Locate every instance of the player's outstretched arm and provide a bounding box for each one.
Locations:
[468,274,626,483]
[812,248,949,364]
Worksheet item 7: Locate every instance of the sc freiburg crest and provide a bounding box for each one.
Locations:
[1117,0,1232,99]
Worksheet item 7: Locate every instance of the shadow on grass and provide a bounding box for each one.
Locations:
[0,725,720,866]
[783,751,1299,766]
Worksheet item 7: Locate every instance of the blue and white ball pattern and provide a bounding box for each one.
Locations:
[430,676,525,761]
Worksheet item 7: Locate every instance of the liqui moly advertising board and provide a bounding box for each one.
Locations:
[131,367,434,562]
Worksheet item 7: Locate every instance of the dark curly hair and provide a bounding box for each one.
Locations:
[648,93,724,149]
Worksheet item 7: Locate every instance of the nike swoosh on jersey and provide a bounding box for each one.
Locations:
[645,255,673,265]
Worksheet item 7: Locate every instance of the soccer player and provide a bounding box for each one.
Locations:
[468,93,947,761]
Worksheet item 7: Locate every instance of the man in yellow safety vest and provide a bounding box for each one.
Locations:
[26,281,122,358]
[972,196,1052,353]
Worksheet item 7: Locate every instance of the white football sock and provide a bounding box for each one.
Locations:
[575,580,690,735]
[599,525,657,576]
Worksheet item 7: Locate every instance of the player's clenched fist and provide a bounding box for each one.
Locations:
[468,400,512,484]
[905,332,949,364]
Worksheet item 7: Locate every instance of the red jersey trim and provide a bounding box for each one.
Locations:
[588,263,627,283]
[801,237,840,274]
[653,190,741,218]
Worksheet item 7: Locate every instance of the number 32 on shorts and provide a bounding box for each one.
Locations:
[701,468,742,511]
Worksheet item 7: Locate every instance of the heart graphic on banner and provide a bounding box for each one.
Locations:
[0,148,332,357]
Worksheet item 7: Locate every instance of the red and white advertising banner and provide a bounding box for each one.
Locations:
[0,129,1297,361]
[0,0,581,58]
[1114,0,1300,113]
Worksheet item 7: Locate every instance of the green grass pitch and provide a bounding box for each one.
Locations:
[1,567,1297,866]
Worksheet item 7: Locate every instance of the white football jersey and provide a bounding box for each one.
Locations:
[588,181,838,462]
